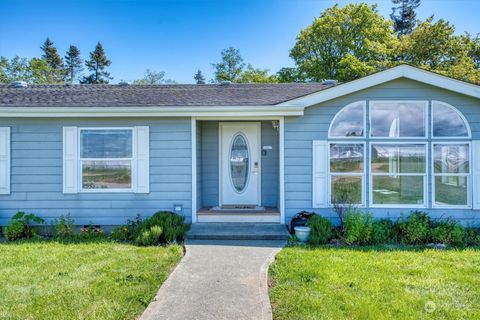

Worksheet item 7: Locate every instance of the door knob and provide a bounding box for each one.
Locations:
[253,162,259,174]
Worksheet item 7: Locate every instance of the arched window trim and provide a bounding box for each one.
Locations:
[328,101,366,139]
[431,100,472,139]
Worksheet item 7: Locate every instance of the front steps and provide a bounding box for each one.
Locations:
[196,207,281,223]
[186,223,290,240]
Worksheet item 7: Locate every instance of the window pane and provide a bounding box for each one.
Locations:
[81,129,132,158]
[433,144,470,174]
[432,102,469,137]
[370,101,426,137]
[82,160,131,189]
[331,175,362,204]
[372,176,424,205]
[330,144,364,173]
[329,101,365,137]
[434,176,468,206]
[371,144,425,174]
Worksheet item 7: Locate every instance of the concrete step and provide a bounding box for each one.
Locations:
[186,223,290,240]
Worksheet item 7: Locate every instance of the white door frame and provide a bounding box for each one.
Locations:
[191,116,285,224]
[218,122,261,207]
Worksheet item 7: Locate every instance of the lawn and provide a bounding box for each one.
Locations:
[0,241,182,320]
[269,246,480,320]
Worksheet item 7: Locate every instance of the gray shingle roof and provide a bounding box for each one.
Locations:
[0,83,331,107]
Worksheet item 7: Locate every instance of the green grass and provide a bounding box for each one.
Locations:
[269,246,480,320]
[0,241,183,320]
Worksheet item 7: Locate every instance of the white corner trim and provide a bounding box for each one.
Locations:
[191,117,197,223]
[279,117,285,224]
[277,65,480,107]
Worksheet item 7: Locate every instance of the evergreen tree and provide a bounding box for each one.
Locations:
[40,37,64,82]
[194,69,206,84]
[64,45,83,84]
[212,47,245,82]
[82,42,112,84]
[391,0,421,37]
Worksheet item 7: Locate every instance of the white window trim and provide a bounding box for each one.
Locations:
[327,141,366,207]
[431,100,472,139]
[431,141,472,209]
[78,127,135,193]
[328,101,366,139]
[369,100,429,140]
[369,142,428,208]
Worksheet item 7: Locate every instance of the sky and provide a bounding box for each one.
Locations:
[1,0,479,83]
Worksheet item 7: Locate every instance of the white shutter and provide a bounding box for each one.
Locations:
[473,140,480,209]
[0,127,11,194]
[134,126,150,193]
[63,127,78,194]
[312,140,328,208]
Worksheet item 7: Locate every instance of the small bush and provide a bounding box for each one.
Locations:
[78,224,105,241]
[110,214,143,242]
[135,211,189,244]
[463,227,480,247]
[371,219,396,244]
[430,218,464,246]
[136,225,163,246]
[307,215,333,245]
[4,212,44,240]
[397,211,430,245]
[53,213,75,239]
[344,209,373,245]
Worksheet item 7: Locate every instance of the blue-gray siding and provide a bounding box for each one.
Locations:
[284,78,480,225]
[0,117,193,225]
[199,120,279,208]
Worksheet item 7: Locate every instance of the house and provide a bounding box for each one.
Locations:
[1,65,480,226]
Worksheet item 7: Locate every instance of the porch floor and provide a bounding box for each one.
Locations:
[197,207,281,223]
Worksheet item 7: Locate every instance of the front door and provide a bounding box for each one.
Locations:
[220,122,261,207]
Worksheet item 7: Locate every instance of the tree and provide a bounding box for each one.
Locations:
[390,0,421,37]
[40,37,64,82]
[290,4,397,82]
[236,65,278,83]
[0,57,8,83]
[64,45,83,83]
[194,69,206,84]
[212,47,245,82]
[29,58,52,84]
[132,69,175,84]
[82,42,112,84]
[3,56,30,82]
[276,67,305,83]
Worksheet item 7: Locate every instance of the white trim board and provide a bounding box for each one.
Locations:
[278,65,480,107]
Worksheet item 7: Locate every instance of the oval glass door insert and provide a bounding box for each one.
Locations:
[230,134,249,192]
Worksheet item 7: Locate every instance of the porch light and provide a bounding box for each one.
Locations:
[271,120,279,132]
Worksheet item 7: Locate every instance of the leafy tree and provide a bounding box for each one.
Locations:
[236,65,278,83]
[132,69,175,84]
[194,69,206,84]
[64,45,83,83]
[212,47,245,82]
[82,42,112,84]
[276,67,305,83]
[0,57,8,83]
[29,58,52,84]
[290,4,397,82]
[40,37,64,82]
[390,0,421,37]
[3,56,30,82]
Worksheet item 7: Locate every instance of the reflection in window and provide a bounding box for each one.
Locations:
[329,144,364,204]
[230,134,249,192]
[370,101,426,137]
[329,101,365,137]
[432,101,470,137]
[80,129,133,190]
[371,144,426,206]
[433,144,470,206]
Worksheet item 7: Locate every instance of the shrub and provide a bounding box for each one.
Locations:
[53,214,75,239]
[430,218,464,246]
[135,211,189,244]
[371,219,396,245]
[78,224,105,241]
[307,215,333,245]
[344,209,373,245]
[4,212,44,240]
[110,214,143,242]
[136,225,163,246]
[463,227,480,247]
[396,211,430,245]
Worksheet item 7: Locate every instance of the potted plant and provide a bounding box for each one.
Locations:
[294,226,311,242]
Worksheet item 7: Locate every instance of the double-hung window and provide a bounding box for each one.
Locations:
[79,128,134,191]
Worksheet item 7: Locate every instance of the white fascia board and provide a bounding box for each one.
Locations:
[0,105,304,117]
[277,65,480,108]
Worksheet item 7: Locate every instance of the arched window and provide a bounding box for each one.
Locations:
[324,100,471,209]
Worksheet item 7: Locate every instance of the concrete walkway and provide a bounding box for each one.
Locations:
[140,239,285,320]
